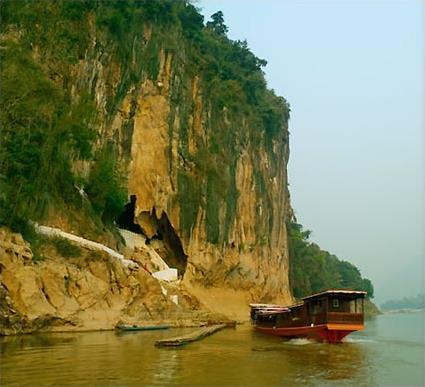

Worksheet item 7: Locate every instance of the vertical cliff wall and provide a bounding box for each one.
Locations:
[115,50,291,312]
[124,63,292,310]
[1,1,293,316]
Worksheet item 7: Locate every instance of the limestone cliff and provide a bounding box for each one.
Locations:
[122,60,292,312]
[0,1,293,330]
[75,15,292,312]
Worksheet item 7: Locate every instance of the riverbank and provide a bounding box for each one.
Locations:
[382,308,425,314]
[364,298,382,318]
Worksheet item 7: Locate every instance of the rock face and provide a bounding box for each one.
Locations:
[69,22,293,314]
[0,228,215,335]
[126,75,292,311]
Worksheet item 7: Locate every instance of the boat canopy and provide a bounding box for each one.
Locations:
[250,304,290,315]
[256,309,290,315]
[249,303,288,308]
[302,289,367,301]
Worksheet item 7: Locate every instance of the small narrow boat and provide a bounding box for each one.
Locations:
[250,289,366,343]
[116,324,170,331]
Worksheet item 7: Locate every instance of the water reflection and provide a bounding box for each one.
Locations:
[1,333,77,356]
[151,349,181,385]
[251,336,374,386]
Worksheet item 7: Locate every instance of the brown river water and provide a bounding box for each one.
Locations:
[1,311,424,386]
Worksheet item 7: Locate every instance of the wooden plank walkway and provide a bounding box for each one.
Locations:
[155,324,226,347]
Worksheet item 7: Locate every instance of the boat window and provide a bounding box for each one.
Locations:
[308,301,323,314]
[332,298,339,308]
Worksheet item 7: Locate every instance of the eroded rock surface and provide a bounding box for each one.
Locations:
[0,228,219,335]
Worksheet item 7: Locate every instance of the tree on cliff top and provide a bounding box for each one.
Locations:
[206,11,228,36]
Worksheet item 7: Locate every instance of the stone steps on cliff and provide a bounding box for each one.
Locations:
[32,224,178,283]
[119,228,178,282]
[33,223,138,270]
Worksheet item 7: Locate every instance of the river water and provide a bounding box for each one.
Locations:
[1,311,424,386]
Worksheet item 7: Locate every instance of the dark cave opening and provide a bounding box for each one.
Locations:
[157,210,188,276]
[117,197,187,276]
[117,194,143,233]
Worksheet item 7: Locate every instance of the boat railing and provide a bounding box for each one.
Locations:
[326,312,363,324]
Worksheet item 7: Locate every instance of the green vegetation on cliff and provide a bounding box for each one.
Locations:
[287,221,374,298]
[0,0,127,239]
[0,40,97,232]
[0,0,289,248]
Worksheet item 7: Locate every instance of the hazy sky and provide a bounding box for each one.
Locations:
[199,0,424,303]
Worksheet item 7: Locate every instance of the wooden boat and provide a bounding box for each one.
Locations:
[116,324,170,331]
[250,289,366,343]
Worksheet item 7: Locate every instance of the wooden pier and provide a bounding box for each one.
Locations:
[155,324,226,347]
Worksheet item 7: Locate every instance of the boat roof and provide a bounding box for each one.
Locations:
[286,301,304,308]
[257,309,290,315]
[302,289,367,301]
[249,303,288,309]
[249,303,291,314]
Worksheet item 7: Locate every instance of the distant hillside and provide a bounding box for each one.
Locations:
[287,221,374,299]
[381,294,425,311]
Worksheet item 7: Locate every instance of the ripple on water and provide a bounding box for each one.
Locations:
[285,338,316,346]
[345,337,376,344]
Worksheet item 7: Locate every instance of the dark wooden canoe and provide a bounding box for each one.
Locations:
[116,324,170,331]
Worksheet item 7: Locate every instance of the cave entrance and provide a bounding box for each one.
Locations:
[117,195,143,233]
[117,197,187,276]
[152,208,188,277]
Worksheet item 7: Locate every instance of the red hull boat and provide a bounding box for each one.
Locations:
[251,290,366,343]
